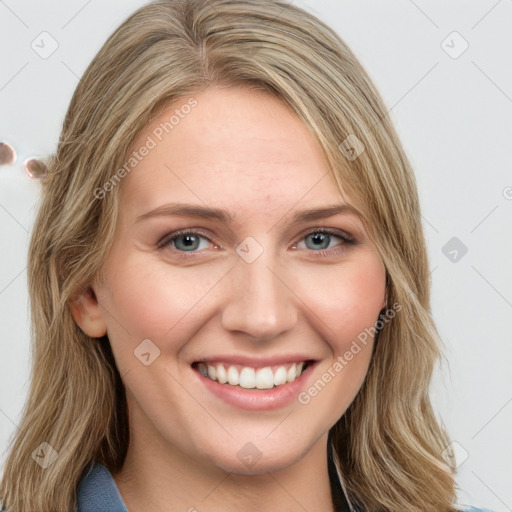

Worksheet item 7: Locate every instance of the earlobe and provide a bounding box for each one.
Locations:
[69,286,108,338]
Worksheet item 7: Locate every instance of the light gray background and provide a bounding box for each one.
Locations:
[0,1,511,510]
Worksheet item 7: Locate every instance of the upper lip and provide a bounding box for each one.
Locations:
[192,355,317,368]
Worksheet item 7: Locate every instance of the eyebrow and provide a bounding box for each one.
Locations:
[135,202,362,224]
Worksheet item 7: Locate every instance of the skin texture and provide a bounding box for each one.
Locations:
[70,85,387,512]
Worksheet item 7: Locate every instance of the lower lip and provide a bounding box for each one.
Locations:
[193,362,317,411]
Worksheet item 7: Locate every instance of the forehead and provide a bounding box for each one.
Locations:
[120,86,350,220]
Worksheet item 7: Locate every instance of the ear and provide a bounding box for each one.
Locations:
[69,286,108,338]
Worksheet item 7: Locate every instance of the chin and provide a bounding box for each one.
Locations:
[197,434,315,476]
[213,452,299,476]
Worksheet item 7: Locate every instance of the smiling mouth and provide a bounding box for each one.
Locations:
[192,360,314,390]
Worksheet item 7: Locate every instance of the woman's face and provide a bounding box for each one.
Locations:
[76,85,386,474]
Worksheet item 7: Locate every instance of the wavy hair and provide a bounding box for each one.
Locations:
[0,1,459,510]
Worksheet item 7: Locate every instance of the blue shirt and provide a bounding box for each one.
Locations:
[75,462,495,512]
[77,463,128,512]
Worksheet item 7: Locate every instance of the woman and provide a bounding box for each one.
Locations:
[0,1,495,511]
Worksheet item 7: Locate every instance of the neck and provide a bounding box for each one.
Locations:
[114,410,336,512]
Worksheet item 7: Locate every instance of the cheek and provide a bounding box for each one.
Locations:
[98,254,228,350]
[298,255,386,350]
[295,258,385,420]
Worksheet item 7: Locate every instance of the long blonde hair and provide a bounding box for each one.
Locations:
[0,1,459,510]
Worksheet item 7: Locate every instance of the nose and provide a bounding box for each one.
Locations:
[220,249,298,341]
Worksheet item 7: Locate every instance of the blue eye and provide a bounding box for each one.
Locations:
[301,231,342,251]
[168,232,210,252]
[157,228,356,257]
[156,229,216,256]
[292,228,356,258]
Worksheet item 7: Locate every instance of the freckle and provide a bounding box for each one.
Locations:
[24,157,48,180]
[0,142,16,165]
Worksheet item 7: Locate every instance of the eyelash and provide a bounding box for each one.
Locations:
[156,227,357,259]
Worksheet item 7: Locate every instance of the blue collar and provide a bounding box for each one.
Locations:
[76,463,128,512]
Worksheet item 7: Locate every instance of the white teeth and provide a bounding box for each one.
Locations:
[255,367,274,389]
[227,365,239,386]
[216,364,228,384]
[273,366,287,386]
[239,368,256,389]
[286,363,297,383]
[197,361,309,389]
